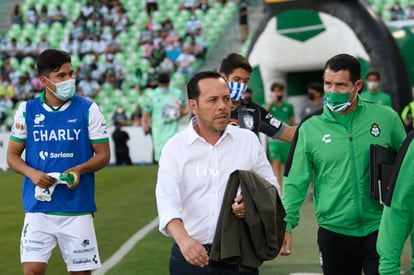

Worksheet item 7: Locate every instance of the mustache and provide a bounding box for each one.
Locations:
[215,111,229,119]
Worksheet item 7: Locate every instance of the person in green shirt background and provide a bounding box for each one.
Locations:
[360,71,393,107]
[265,82,295,192]
[142,73,188,163]
[377,131,414,275]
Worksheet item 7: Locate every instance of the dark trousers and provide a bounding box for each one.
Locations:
[169,243,258,275]
[317,227,379,275]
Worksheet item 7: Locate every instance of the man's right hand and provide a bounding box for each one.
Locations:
[280,232,292,256]
[178,237,209,267]
[30,170,55,189]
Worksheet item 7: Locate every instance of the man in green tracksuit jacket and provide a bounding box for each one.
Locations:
[377,132,414,275]
[281,53,406,275]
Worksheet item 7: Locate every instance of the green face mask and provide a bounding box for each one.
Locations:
[324,92,352,112]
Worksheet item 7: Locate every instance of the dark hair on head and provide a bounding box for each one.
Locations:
[365,71,380,80]
[324,53,361,83]
[307,82,324,94]
[219,53,252,77]
[36,49,71,77]
[187,71,225,100]
[270,82,285,91]
[158,72,170,84]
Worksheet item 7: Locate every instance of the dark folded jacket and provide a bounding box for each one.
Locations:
[210,170,286,271]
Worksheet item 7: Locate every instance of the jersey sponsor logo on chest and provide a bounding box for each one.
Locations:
[33,129,82,142]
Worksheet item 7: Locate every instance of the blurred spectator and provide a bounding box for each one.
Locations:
[0,57,14,81]
[165,39,182,63]
[184,34,205,59]
[142,39,154,59]
[239,0,249,43]
[243,87,253,102]
[197,0,211,13]
[21,38,39,60]
[78,74,100,100]
[81,1,95,20]
[360,71,392,107]
[390,2,405,21]
[161,17,174,34]
[111,105,128,125]
[36,34,50,53]
[30,70,44,94]
[105,32,122,53]
[115,66,125,89]
[401,101,414,133]
[86,14,101,35]
[146,66,159,89]
[135,84,150,111]
[92,35,108,55]
[185,14,203,38]
[146,0,159,15]
[159,56,175,75]
[71,20,87,40]
[25,4,38,26]
[112,121,132,165]
[299,82,324,121]
[38,5,50,25]
[113,7,130,35]
[130,104,143,126]
[60,34,80,56]
[142,72,188,162]
[78,34,94,60]
[150,40,165,67]
[406,4,414,19]
[11,4,24,27]
[0,76,14,100]
[0,93,13,125]
[175,45,196,78]
[50,5,67,25]
[179,0,197,11]
[13,74,34,104]
[4,38,24,62]
[139,23,154,46]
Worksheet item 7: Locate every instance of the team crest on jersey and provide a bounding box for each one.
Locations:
[243,115,254,130]
[370,123,381,137]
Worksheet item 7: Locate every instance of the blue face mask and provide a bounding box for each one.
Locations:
[228,82,248,101]
[46,78,76,101]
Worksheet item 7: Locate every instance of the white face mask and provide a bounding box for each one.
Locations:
[366,81,379,90]
[46,78,76,101]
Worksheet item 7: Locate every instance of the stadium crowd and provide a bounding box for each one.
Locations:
[1,0,413,132]
[0,0,236,131]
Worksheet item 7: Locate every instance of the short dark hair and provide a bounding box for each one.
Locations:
[219,53,252,77]
[158,72,170,84]
[324,53,361,84]
[365,71,380,80]
[307,82,324,95]
[270,82,285,91]
[187,71,225,100]
[36,49,71,76]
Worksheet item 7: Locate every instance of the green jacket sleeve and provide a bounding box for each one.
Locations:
[282,126,313,232]
[377,134,414,275]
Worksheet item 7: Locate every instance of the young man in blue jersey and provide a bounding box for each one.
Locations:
[7,49,110,275]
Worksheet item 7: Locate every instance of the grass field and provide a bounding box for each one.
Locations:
[1,166,412,275]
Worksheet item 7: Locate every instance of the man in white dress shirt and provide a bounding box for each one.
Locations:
[156,71,279,274]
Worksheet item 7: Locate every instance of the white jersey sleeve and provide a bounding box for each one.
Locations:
[88,102,109,142]
[10,102,28,141]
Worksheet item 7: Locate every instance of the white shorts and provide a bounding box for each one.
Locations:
[20,213,102,272]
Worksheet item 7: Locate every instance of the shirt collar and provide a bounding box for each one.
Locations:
[186,116,234,145]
